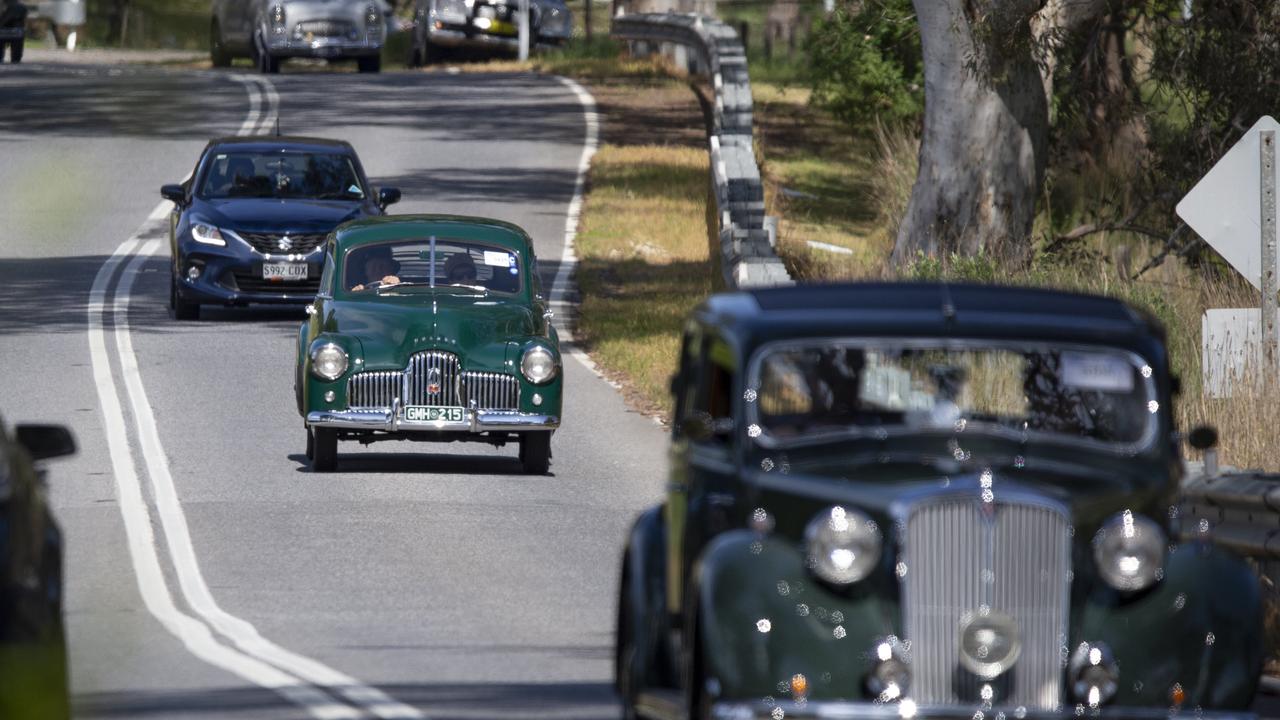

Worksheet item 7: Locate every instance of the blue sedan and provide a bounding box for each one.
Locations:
[160,136,400,320]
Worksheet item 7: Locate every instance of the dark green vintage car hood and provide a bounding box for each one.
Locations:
[324,291,538,369]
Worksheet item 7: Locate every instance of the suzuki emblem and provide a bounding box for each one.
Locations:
[277,235,293,251]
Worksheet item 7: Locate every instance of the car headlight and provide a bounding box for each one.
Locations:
[805,506,881,585]
[520,345,558,384]
[310,342,349,381]
[432,0,469,24]
[192,223,227,247]
[1093,510,1166,592]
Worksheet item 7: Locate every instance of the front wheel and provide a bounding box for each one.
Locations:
[210,21,231,67]
[171,276,200,320]
[9,38,22,63]
[305,427,314,460]
[357,55,381,73]
[311,428,337,472]
[519,432,551,474]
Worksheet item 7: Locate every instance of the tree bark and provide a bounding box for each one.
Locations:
[893,0,1105,267]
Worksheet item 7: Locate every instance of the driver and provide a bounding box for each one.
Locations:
[350,246,400,291]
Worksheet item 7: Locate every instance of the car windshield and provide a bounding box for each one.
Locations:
[198,151,366,200]
[751,340,1158,449]
[341,238,523,295]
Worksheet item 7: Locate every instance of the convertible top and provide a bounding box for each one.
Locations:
[697,282,1168,361]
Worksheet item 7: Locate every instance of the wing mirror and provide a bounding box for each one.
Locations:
[160,184,186,203]
[15,424,77,462]
[377,187,402,209]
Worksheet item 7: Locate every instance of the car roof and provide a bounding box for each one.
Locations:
[205,135,355,155]
[333,215,533,251]
[697,281,1167,358]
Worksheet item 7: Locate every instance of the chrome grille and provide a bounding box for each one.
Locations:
[347,370,404,410]
[408,351,462,407]
[902,497,1070,711]
[239,232,327,255]
[462,371,520,411]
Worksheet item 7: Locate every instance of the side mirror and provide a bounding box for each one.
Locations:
[160,184,186,203]
[1188,425,1218,451]
[377,187,401,209]
[15,425,76,462]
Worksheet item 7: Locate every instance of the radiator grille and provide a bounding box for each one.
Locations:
[902,497,1070,711]
[347,370,404,410]
[408,351,461,406]
[462,371,520,411]
[239,232,328,255]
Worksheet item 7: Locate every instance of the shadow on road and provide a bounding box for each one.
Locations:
[76,680,619,719]
[286,450,554,477]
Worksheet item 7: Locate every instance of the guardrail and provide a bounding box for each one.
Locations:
[1182,469,1280,558]
[611,12,792,289]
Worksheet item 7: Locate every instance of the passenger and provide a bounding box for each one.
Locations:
[443,253,479,285]
[350,246,401,291]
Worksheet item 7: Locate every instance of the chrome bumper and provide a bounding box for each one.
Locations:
[266,36,382,57]
[712,702,1255,720]
[307,407,558,433]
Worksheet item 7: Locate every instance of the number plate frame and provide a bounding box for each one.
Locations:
[262,263,309,281]
[404,406,465,423]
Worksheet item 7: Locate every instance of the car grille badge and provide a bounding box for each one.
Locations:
[278,235,293,251]
[426,368,442,396]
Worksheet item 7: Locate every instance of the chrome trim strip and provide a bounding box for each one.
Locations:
[710,701,1254,720]
[307,409,559,432]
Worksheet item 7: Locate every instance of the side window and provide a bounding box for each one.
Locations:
[695,336,736,445]
[318,248,335,297]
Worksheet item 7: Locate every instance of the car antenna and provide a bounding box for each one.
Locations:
[274,116,281,137]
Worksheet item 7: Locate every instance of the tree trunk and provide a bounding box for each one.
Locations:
[892,0,1051,267]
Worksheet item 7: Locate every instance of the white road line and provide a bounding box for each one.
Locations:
[89,238,362,720]
[116,238,423,719]
[230,74,264,136]
[549,77,621,387]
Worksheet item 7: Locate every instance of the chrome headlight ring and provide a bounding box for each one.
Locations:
[805,506,882,585]
[310,341,349,381]
[1093,510,1167,592]
[520,344,558,384]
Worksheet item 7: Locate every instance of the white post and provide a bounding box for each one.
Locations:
[518,0,530,61]
[1262,130,1277,370]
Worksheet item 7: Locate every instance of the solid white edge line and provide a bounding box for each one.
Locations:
[89,237,362,720]
[118,237,423,720]
[548,77,617,384]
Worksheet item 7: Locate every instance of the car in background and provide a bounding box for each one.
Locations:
[0,416,75,719]
[296,215,562,474]
[407,0,570,65]
[0,1,27,64]
[210,0,392,73]
[161,136,401,320]
[615,282,1262,719]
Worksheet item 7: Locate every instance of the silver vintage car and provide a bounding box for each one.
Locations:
[407,0,571,65]
[211,0,392,74]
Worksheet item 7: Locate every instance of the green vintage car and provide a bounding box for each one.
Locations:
[295,215,562,474]
[616,282,1261,719]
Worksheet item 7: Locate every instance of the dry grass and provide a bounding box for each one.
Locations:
[574,145,713,419]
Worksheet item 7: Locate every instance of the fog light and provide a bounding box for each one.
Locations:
[1069,642,1119,708]
[324,391,335,402]
[187,265,201,281]
[532,393,543,407]
[790,673,808,700]
[866,637,910,701]
[958,611,1021,680]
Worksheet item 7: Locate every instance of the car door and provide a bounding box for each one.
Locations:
[666,325,739,621]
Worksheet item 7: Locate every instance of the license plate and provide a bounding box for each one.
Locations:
[488,19,518,36]
[263,263,308,281]
[404,406,464,423]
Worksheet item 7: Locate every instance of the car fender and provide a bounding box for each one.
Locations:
[693,530,898,702]
[294,322,309,416]
[618,504,671,697]
[1077,541,1262,709]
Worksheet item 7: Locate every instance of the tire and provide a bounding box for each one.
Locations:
[10,39,21,64]
[171,276,200,320]
[615,572,641,720]
[407,35,423,68]
[519,432,551,474]
[305,427,314,461]
[311,428,337,472]
[255,35,280,74]
[684,601,715,720]
[210,21,231,67]
[357,55,381,73]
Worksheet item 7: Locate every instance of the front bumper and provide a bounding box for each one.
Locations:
[307,407,559,433]
[177,252,322,306]
[426,26,565,51]
[265,36,382,58]
[712,701,1255,720]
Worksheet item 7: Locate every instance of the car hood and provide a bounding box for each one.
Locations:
[199,198,366,233]
[326,291,537,369]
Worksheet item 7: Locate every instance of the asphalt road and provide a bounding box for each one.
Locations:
[1,61,668,719]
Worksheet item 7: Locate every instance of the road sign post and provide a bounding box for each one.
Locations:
[1263,130,1278,367]
[518,0,530,61]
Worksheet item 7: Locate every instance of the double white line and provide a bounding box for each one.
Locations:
[85,74,422,720]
